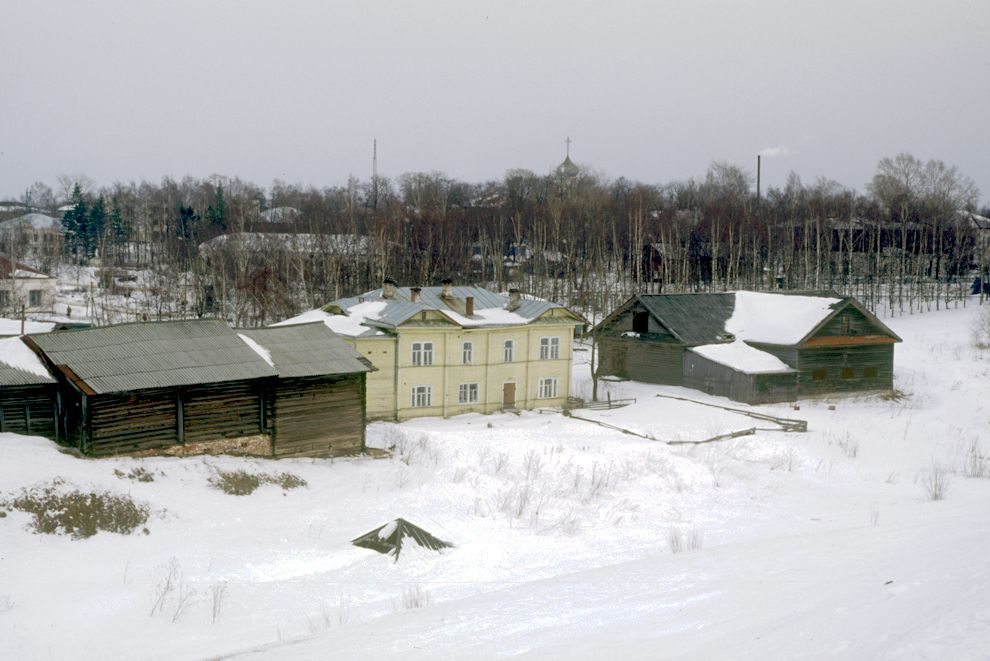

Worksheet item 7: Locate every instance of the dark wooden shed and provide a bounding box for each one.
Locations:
[238,323,373,457]
[24,319,371,457]
[595,291,901,404]
[0,337,57,438]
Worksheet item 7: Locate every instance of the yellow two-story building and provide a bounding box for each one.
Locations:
[276,279,585,421]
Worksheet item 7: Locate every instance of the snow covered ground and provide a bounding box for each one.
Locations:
[1,301,988,660]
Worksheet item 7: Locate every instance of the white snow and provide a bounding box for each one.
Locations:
[442,306,532,326]
[237,333,274,367]
[274,300,388,337]
[690,340,794,373]
[10,268,50,279]
[727,290,841,344]
[0,319,55,336]
[377,520,398,539]
[1,301,989,660]
[0,336,52,378]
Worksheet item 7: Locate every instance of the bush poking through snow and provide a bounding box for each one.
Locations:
[208,469,307,496]
[962,443,990,479]
[668,527,683,554]
[972,305,990,349]
[209,581,228,625]
[395,584,430,611]
[4,479,150,539]
[688,527,705,551]
[838,434,860,459]
[113,466,156,482]
[923,463,951,501]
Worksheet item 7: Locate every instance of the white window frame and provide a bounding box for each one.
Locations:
[503,339,514,362]
[538,377,558,399]
[411,341,434,366]
[539,336,560,360]
[411,385,432,408]
[462,341,473,364]
[458,382,479,404]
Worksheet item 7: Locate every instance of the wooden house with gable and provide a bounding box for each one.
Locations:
[23,319,371,457]
[595,291,901,404]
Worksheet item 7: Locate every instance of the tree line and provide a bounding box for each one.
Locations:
[4,152,987,326]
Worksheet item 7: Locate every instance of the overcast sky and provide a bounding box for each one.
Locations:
[2,0,988,203]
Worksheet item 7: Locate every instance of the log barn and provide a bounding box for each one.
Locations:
[0,336,57,438]
[23,319,371,457]
[237,323,373,457]
[595,291,901,404]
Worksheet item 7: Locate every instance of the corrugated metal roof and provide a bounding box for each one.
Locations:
[333,286,569,329]
[0,362,55,386]
[637,293,736,345]
[29,319,276,394]
[0,337,55,386]
[239,323,373,378]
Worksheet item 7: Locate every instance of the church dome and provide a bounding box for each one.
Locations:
[556,154,579,178]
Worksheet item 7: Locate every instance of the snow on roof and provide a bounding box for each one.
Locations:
[237,333,274,367]
[726,291,841,345]
[259,206,301,223]
[690,341,795,374]
[1,213,62,230]
[11,269,51,279]
[276,286,572,337]
[440,305,538,327]
[273,300,389,337]
[0,336,54,381]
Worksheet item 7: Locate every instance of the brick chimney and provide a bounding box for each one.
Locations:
[441,277,454,299]
[465,296,474,317]
[410,287,422,303]
[507,288,521,311]
[382,276,397,299]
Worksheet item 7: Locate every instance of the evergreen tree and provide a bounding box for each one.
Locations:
[206,184,227,233]
[86,194,106,260]
[62,183,88,263]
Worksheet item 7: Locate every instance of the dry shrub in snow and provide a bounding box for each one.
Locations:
[923,463,951,501]
[149,557,197,622]
[209,581,228,625]
[962,443,990,479]
[209,469,307,496]
[113,466,156,482]
[4,479,149,539]
[689,527,705,551]
[395,584,430,611]
[668,527,683,554]
[972,305,990,349]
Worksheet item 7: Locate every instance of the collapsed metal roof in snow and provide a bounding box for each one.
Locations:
[352,518,454,561]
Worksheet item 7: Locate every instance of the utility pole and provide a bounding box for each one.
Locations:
[371,138,379,211]
[756,154,762,209]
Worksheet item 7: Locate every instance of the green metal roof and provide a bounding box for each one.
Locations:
[238,323,373,378]
[636,293,736,345]
[28,319,276,394]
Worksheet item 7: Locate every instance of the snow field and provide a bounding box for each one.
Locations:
[0,301,988,659]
